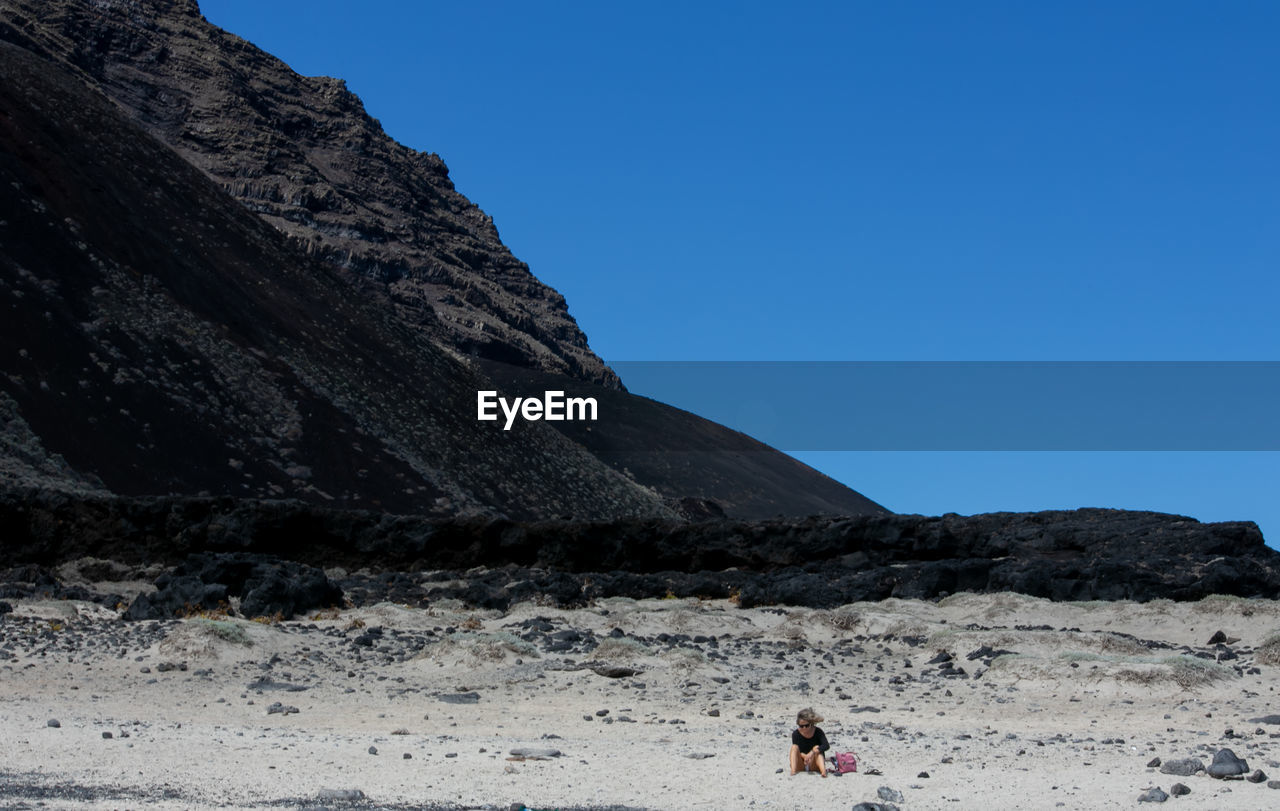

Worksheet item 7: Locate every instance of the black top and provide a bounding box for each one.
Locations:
[791,726,830,755]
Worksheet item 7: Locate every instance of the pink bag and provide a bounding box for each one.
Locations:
[831,751,858,774]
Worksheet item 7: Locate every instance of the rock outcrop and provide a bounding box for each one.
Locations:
[3,494,1276,608]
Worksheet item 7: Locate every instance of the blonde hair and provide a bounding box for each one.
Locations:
[796,707,823,724]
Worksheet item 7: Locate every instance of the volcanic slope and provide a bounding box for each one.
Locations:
[0,0,614,385]
[0,16,885,518]
[0,38,673,519]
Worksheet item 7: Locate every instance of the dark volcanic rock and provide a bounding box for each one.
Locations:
[123,575,229,621]
[1207,748,1249,779]
[3,498,1278,607]
[1159,758,1205,777]
[123,553,340,620]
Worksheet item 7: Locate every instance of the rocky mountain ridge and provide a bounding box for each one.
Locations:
[0,11,885,519]
[0,0,616,385]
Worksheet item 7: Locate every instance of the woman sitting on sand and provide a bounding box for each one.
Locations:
[788,707,830,777]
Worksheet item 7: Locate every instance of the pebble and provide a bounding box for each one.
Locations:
[403,753,412,759]
[1169,783,1190,797]
[316,789,365,801]
[509,747,561,759]
[877,786,905,803]
[101,731,112,739]
[46,719,60,728]
[437,692,480,704]
[1137,786,1168,803]
[368,746,377,755]
[1246,769,1267,784]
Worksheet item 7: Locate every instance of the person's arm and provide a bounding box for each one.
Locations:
[816,729,830,753]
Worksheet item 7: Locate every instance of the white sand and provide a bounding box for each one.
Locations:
[3,593,1279,809]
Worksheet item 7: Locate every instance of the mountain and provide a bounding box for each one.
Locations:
[0,0,613,386]
[0,1,886,520]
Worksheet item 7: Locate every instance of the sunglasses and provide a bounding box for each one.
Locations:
[797,723,811,728]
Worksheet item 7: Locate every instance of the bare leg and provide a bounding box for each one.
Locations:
[815,751,827,777]
[789,744,802,775]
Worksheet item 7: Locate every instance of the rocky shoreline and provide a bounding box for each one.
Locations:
[3,493,1277,622]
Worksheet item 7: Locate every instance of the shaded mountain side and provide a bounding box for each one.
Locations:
[477,360,888,519]
[3,496,1276,607]
[0,39,885,519]
[0,0,617,386]
[0,39,670,519]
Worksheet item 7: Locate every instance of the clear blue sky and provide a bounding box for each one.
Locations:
[199,1,1279,546]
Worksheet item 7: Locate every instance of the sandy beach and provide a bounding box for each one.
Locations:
[3,581,1280,810]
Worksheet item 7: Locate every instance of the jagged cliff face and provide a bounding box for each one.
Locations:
[0,0,616,386]
[0,0,888,520]
[0,38,668,517]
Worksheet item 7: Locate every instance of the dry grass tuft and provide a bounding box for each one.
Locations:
[421,631,539,663]
[1256,631,1280,666]
[593,636,650,662]
[662,647,707,673]
[827,609,860,632]
[1193,594,1257,617]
